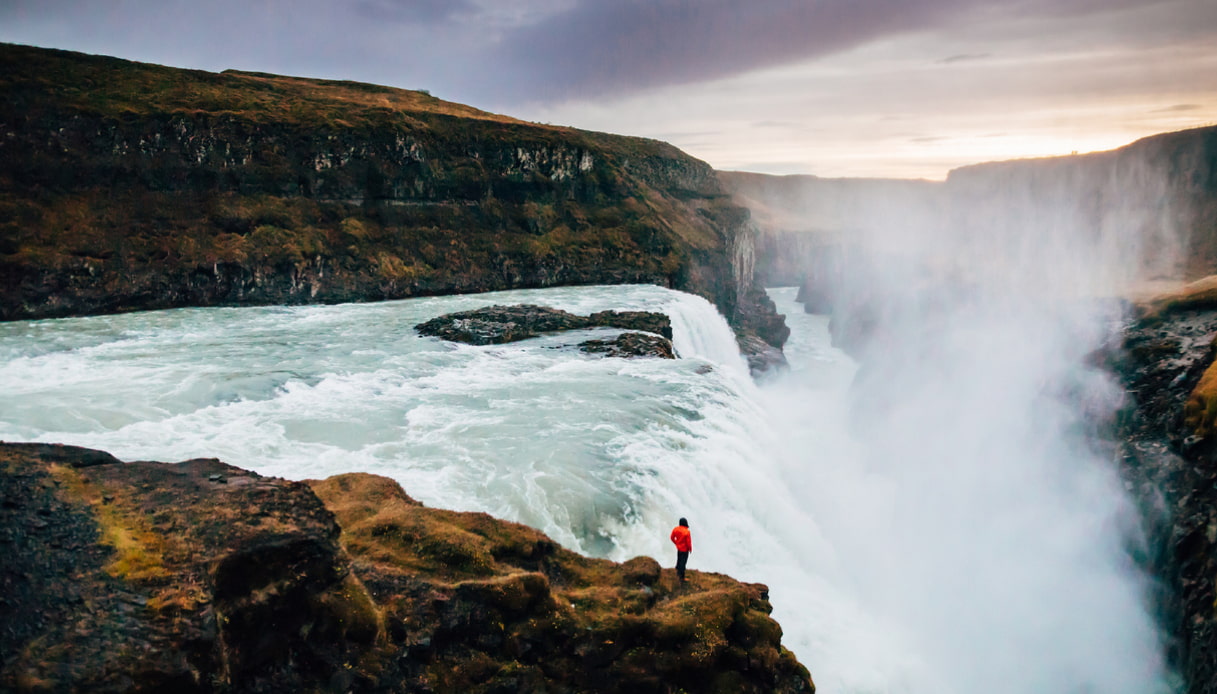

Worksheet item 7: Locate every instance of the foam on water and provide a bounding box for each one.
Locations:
[0,283,1171,693]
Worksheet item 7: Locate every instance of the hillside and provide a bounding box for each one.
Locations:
[0,43,786,360]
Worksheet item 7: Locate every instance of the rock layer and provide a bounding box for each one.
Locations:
[0,43,786,369]
[1110,292,1217,694]
[0,442,814,693]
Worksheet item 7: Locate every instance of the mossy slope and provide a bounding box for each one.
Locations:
[0,443,813,693]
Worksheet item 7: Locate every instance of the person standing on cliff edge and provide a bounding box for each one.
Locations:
[670,518,692,582]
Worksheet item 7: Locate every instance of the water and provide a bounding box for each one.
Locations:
[0,283,1172,693]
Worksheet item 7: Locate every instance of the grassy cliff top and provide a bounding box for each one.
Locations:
[0,41,697,166]
[0,42,527,129]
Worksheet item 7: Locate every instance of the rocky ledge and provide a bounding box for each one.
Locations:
[1109,279,1217,694]
[416,304,676,359]
[0,442,813,693]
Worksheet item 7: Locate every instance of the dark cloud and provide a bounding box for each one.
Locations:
[494,0,971,99]
[487,0,1214,101]
[1,0,1213,110]
[1153,103,1204,112]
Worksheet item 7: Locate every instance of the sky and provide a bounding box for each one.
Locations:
[2,0,1215,179]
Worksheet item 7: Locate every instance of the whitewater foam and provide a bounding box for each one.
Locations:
[0,283,1172,693]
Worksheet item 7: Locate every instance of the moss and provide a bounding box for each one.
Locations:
[1185,345,1217,439]
[46,463,172,584]
[313,571,384,645]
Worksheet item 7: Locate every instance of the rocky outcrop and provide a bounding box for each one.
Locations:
[0,442,813,693]
[1109,286,1217,694]
[578,332,676,359]
[0,43,787,368]
[415,304,672,346]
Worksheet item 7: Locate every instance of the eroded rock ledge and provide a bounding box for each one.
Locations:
[1110,281,1217,694]
[0,442,814,693]
[415,304,677,359]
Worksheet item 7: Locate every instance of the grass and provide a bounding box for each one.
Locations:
[307,472,813,692]
[0,43,523,129]
[47,462,173,584]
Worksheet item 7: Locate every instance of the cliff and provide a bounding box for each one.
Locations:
[721,133,1217,693]
[721,125,1217,299]
[0,43,786,361]
[0,442,814,693]
[1112,284,1217,694]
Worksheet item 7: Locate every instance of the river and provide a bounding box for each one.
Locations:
[0,283,1174,693]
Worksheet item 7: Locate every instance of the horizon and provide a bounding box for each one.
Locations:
[2,0,1214,179]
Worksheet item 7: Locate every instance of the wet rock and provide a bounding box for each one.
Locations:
[738,333,789,378]
[416,304,673,347]
[579,332,675,359]
[1111,301,1217,694]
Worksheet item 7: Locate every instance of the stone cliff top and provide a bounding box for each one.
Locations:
[0,442,814,693]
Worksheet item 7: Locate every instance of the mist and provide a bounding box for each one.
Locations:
[750,150,1184,691]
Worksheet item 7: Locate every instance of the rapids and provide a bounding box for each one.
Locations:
[0,283,1174,693]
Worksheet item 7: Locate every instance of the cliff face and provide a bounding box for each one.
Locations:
[0,43,785,358]
[722,132,1217,694]
[1111,289,1217,694]
[721,126,1217,296]
[0,442,814,693]
[946,127,1217,282]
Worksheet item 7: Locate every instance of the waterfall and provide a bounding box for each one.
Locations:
[0,282,1174,693]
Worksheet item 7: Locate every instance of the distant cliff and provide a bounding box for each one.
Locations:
[721,130,1217,694]
[721,125,1217,292]
[0,43,785,361]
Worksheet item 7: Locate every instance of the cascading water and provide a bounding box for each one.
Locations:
[0,280,1173,692]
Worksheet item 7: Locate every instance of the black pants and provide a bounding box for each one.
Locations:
[676,551,689,581]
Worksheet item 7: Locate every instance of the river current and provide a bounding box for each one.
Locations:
[0,284,1174,693]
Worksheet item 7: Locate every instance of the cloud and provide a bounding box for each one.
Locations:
[1152,103,1204,112]
[938,53,992,64]
[493,0,971,99]
[485,0,1214,101]
[354,0,475,23]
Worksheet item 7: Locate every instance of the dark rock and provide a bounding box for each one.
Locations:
[0,442,123,468]
[1110,307,1217,694]
[738,333,789,378]
[0,444,375,693]
[579,332,675,359]
[415,304,673,349]
[0,445,816,693]
[588,310,674,339]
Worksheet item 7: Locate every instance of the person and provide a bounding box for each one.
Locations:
[670,517,692,582]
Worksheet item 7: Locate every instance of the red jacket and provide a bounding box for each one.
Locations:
[670,525,692,552]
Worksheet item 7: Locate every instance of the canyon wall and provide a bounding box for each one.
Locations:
[0,43,785,357]
[722,127,1217,694]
